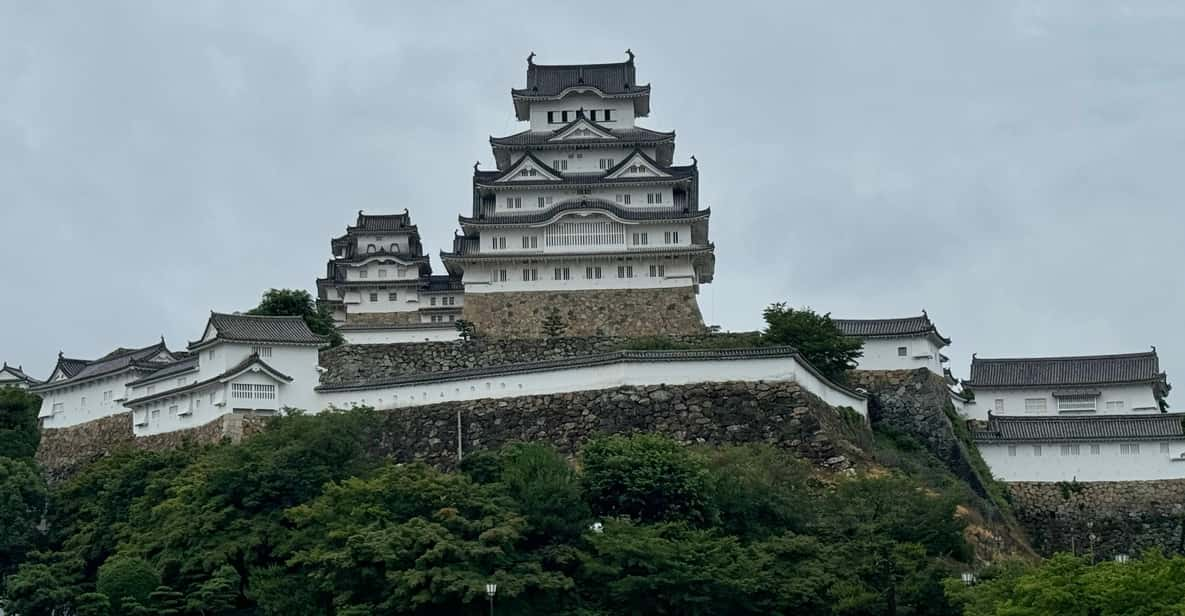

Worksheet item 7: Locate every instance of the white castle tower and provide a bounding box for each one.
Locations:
[441,51,714,338]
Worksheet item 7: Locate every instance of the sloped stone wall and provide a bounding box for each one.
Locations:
[318,332,761,386]
[36,412,265,482]
[362,380,870,471]
[461,287,705,339]
[344,311,420,326]
[1009,480,1185,558]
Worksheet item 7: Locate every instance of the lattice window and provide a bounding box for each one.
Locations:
[1058,395,1097,413]
[231,383,276,400]
[546,219,624,248]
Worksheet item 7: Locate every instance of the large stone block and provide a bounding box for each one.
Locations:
[461,287,706,338]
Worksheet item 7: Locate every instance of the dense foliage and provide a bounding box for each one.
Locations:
[947,552,1185,615]
[762,303,864,381]
[0,388,46,582]
[2,409,977,615]
[248,288,344,347]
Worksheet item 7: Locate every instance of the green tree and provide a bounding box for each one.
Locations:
[74,592,112,616]
[581,434,714,525]
[0,387,41,459]
[455,318,478,341]
[541,306,568,338]
[497,442,590,544]
[286,462,573,613]
[2,560,82,616]
[249,288,343,346]
[0,458,47,577]
[148,585,185,615]
[702,445,818,539]
[761,303,863,381]
[96,556,160,613]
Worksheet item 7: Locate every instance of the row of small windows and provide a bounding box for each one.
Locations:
[546,109,615,124]
[993,397,1127,414]
[365,243,400,253]
[356,267,407,279]
[488,230,678,251]
[499,192,671,210]
[1007,442,1174,457]
[493,263,666,283]
[364,292,456,306]
[428,315,456,323]
[231,383,276,400]
[614,192,664,205]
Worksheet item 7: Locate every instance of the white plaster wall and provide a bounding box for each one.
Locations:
[962,383,1161,421]
[492,183,670,214]
[854,337,944,374]
[528,93,635,131]
[132,383,225,437]
[348,286,421,314]
[37,372,142,428]
[344,261,420,282]
[461,254,696,293]
[980,440,1185,481]
[351,232,415,256]
[317,355,868,418]
[478,220,691,256]
[342,327,460,345]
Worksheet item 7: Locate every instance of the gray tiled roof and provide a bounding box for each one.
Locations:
[0,363,40,384]
[350,211,414,232]
[971,413,1185,443]
[126,353,293,407]
[128,356,200,387]
[460,199,710,226]
[834,314,950,345]
[474,163,696,187]
[421,275,464,293]
[513,58,645,98]
[189,313,327,349]
[56,357,90,378]
[967,351,1163,388]
[65,342,172,383]
[490,126,674,147]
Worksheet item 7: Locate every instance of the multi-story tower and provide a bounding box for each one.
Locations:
[317,211,463,343]
[442,52,714,338]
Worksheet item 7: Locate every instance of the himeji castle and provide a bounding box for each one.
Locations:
[441,51,715,338]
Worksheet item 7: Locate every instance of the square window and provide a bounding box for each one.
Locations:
[1007,445,1016,457]
[1106,400,1125,412]
[388,292,397,301]
[897,346,907,357]
[369,293,379,302]
[1161,442,1171,454]
[994,399,1004,412]
[1032,445,1042,457]
[1058,395,1097,413]
[1090,444,1101,455]
[1024,398,1047,413]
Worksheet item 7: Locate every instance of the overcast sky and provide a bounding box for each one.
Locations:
[2,1,1183,387]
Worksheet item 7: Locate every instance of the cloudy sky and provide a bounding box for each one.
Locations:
[2,1,1183,385]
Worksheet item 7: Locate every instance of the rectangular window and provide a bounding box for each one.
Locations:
[1161,442,1171,454]
[561,110,571,122]
[80,396,86,408]
[151,409,160,421]
[231,383,276,400]
[1007,445,1017,457]
[1060,444,1080,456]
[603,109,614,121]
[521,236,538,249]
[648,264,666,277]
[369,292,379,302]
[1090,444,1100,455]
[599,158,615,169]
[168,404,178,417]
[1106,400,1125,412]
[52,402,64,413]
[521,268,538,281]
[388,292,398,301]
[103,390,113,402]
[378,269,387,278]
[585,266,602,279]
[251,346,272,358]
[994,399,1004,412]
[1058,395,1097,413]
[359,270,368,279]
[537,196,546,208]
[1033,445,1042,457]
[897,346,908,357]
[1120,443,1141,456]
[551,159,568,171]
[1024,398,1047,414]
[497,269,508,282]
[430,297,437,306]
[663,231,681,245]
[614,193,631,205]
[547,111,557,123]
[647,192,664,204]
[554,267,570,280]
[588,110,598,121]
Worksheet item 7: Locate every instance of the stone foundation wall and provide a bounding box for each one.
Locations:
[362,380,869,471]
[461,287,705,338]
[345,311,421,326]
[318,332,761,386]
[35,412,266,482]
[1009,480,1185,557]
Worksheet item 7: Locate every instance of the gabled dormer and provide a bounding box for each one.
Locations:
[547,114,617,142]
[495,152,564,183]
[602,149,671,180]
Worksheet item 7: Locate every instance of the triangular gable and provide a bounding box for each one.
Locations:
[548,116,617,142]
[219,356,294,384]
[496,153,564,183]
[602,149,671,180]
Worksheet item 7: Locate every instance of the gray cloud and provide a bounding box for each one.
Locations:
[2,0,1182,390]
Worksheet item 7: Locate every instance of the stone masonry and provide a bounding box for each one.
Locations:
[1009,480,1185,558]
[462,287,706,339]
[344,311,421,326]
[318,333,761,386]
[36,411,267,482]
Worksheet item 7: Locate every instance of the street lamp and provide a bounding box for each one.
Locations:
[961,572,977,585]
[1114,554,1130,563]
[486,582,497,615]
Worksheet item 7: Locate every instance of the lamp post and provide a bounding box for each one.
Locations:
[960,572,977,586]
[486,582,497,615]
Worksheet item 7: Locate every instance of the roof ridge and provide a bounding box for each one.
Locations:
[974,351,1158,363]
[212,312,305,320]
[834,315,927,323]
[991,412,1185,421]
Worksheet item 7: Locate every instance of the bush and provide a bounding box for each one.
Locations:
[96,556,159,613]
[761,303,863,381]
[581,434,713,525]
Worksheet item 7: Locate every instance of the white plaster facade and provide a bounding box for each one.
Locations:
[32,343,179,429]
[962,382,1163,422]
[978,439,1185,482]
[0,364,38,389]
[339,325,460,345]
[836,314,951,375]
[317,348,868,418]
